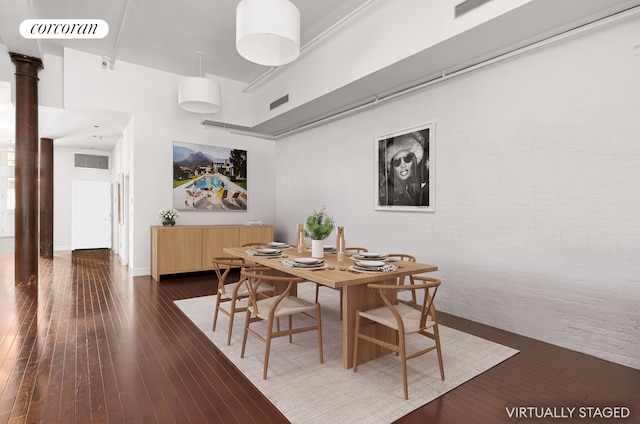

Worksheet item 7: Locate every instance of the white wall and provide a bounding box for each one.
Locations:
[274,15,640,368]
[60,49,277,276]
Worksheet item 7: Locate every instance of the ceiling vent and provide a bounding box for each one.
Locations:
[270,94,289,110]
[455,0,492,18]
[75,153,109,170]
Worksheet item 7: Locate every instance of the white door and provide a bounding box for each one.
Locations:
[72,181,111,250]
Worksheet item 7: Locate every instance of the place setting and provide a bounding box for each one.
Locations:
[266,241,291,249]
[282,257,332,270]
[351,251,388,261]
[344,251,395,273]
[247,247,286,258]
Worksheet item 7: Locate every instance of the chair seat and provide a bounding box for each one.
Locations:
[359,302,435,334]
[220,280,274,300]
[250,295,317,319]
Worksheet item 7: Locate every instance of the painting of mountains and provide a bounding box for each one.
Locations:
[172,141,248,212]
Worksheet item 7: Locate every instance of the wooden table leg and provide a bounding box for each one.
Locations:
[342,278,397,368]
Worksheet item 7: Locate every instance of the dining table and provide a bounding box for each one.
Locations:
[223,245,438,368]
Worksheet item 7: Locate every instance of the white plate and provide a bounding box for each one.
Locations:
[359,252,386,258]
[355,260,386,268]
[268,242,287,247]
[295,257,323,265]
[295,262,325,268]
[256,248,280,254]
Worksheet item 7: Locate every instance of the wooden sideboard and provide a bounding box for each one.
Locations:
[150,224,273,281]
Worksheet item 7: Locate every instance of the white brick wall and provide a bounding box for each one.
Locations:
[276,14,640,369]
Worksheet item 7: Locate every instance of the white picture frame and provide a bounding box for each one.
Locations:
[375,122,435,212]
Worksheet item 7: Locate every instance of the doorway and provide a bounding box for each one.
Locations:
[71,181,111,250]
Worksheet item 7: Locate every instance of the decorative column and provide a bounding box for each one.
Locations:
[10,53,43,295]
[40,138,54,258]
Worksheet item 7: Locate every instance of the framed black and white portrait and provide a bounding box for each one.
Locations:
[375,122,435,212]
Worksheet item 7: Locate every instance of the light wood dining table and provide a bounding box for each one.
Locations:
[223,246,438,368]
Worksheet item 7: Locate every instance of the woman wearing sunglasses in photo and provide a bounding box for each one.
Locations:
[379,131,429,207]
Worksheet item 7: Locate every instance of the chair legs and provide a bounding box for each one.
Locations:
[399,333,408,400]
[263,319,273,380]
[240,309,253,359]
[212,294,242,346]
[212,293,222,331]
[433,323,445,381]
[353,314,444,400]
[242,306,323,379]
[353,312,361,372]
[227,305,236,346]
[315,304,324,364]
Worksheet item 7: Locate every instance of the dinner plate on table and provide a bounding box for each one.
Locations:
[355,260,386,269]
[294,257,323,264]
[349,265,386,273]
[255,248,282,256]
[267,241,289,248]
[354,252,388,259]
[295,262,326,268]
[294,257,325,268]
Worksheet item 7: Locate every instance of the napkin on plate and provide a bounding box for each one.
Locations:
[353,264,398,273]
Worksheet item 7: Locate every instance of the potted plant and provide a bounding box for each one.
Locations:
[158,207,179,226]
[305,206,335,258]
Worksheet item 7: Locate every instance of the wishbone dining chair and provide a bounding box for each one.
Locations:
[211,257,275,345]
[241,268,323,379]
[353,276,445,400]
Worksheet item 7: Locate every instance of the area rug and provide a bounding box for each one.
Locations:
[174,282,518,424]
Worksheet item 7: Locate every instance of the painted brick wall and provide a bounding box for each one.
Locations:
[275,14,640,368]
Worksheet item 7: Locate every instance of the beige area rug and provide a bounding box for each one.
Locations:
[175,282,518,424]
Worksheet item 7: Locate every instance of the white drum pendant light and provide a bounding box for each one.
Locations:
[178,52,221,114]
[236,0,300,67]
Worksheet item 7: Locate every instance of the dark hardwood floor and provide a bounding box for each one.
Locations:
[0,249,638,423]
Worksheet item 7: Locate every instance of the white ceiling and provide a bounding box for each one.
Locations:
[1,0,639,150]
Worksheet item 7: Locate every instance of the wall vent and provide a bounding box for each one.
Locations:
[270,94,289,110]
[75,153,109,170]
[455,0,492,18]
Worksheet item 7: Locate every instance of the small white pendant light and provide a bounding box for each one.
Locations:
[236,0,300,67]
[178,51,221,114]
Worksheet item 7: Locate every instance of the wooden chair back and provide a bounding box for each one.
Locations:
[211,257,245,294]
[240,269,305,318]
[367,277,441,332]
[211,257,266,295]
[387,253,417,304]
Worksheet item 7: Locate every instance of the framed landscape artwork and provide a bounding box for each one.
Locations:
[375,122,435,212]
[173,141,248,211]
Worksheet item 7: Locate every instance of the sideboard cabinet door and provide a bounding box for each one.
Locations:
[201,226,239,270]
[154,227,202,276]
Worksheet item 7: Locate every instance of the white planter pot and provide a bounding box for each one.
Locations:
[311,239,325,258]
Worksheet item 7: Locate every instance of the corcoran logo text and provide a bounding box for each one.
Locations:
[19,19,109,39]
